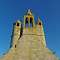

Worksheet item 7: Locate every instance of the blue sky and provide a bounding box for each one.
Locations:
[0,0,60,57]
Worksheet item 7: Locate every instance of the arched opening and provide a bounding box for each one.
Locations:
[39,22,41,25]
[30,17,33,27]
[25,17,29,27]
[17,23,19,26]
[25,17,28,23]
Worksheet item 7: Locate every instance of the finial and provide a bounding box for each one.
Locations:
[27,9,32,15]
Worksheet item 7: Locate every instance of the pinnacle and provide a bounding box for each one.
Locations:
[27,9,32,15]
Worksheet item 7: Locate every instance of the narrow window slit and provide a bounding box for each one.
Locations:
[15,45,16,48]
[25,17,29,27]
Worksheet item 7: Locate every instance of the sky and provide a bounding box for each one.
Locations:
[0,0,60,57]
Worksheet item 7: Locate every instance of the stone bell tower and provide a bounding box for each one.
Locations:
[0,9,59,60]
[22,9,46,48]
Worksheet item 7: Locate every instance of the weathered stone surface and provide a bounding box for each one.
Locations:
[0,9,59,60]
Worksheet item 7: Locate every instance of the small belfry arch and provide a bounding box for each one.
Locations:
[37,17,42,26]
[24,9,35,28]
